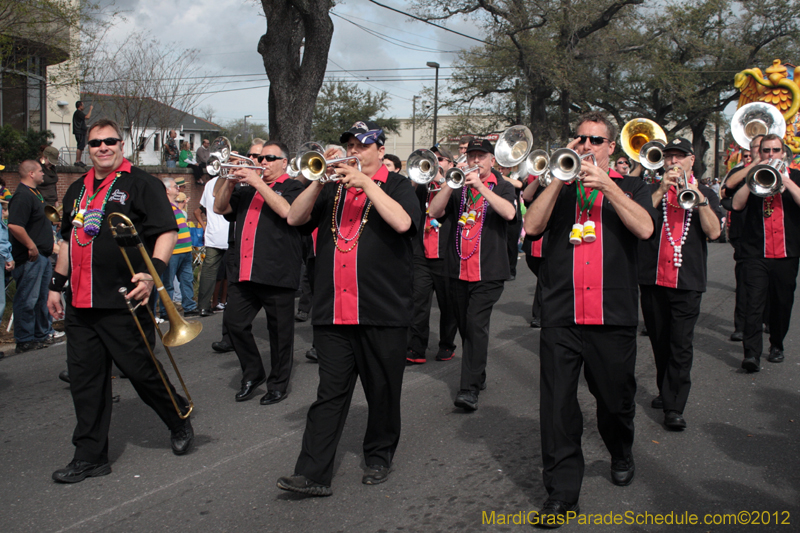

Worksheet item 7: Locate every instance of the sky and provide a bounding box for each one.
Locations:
[95,0,485,127]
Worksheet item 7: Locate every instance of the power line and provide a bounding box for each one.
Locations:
[367,0,495,46]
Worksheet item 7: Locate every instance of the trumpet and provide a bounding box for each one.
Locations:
[287,156,301,179]
[298,150,361,182]
[669,167,702,209]
[444,165,479,189]
[407,149,439,187]
[549,149,596,182]
[205,137,262,179]
[108,213,199,419]
[746,158,785,197]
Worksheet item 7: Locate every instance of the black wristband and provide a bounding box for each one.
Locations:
[49,272,68,292]
[151,258,168,278]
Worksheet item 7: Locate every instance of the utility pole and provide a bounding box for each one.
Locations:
[412,96,417,152]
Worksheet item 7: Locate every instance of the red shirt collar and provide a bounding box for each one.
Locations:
[483,172,498,186]
[372,164,389,183]
[268,173,290,186]
[609,168,623,179]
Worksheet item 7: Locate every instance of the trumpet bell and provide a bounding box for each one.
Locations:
[549,148,582,182]
[639,140,666,171]
[407,149,439,185]
[299,151,327,181]
[731,102,787,150]
[445,165,479,189]
[677,189,701,210]
[538,170,553,188]
[209,136,231,160]
[527,150,550,176]
[620,118,667,163]
[747,159,784,197]
[495,125,534,168]
[45,205,62,224]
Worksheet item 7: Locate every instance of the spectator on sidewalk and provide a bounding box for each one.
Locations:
[72,101,93,167]
[161,178,198,317]
[0,198,14,359]
[39,146,60,207]
[8,160,58,353]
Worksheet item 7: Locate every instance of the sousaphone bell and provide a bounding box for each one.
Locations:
[731,102,786,150]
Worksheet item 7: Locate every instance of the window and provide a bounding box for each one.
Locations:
[153,133,160,151]
[138,135,146,151]
[189,133,195,150]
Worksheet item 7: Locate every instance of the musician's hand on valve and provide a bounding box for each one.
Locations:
[127,272,155,305]
[658,168,680,194]
[336,162,370,190]
[464,169,483,190]
[232,166,260,186]
[580,160,612,192]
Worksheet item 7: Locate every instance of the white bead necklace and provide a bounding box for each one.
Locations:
[661,193,692,268]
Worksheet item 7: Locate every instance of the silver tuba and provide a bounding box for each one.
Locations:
[494,125,534,168]
[731,102,786,150]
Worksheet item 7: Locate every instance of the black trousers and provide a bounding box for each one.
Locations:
[539,325,637,504]
[224,281,295,391]
[294,325,407,486]
[640,285,702,414]
[525,255,543,319]
[742,257,799,360]
[732,241,746,333]
[298,238,315,314]
[65,304,187,464]
[409,256,457,355]
[450,279,505,392]
[507,214,522,277]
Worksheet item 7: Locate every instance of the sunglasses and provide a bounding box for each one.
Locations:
[247,153,261,159]
[87,137,122,148]
[761,147,783,154]
[575,135,609,146]
[437,157,450,163]
[257,154,285,163]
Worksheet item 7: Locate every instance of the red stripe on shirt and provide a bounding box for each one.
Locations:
[573,190,605,325]
[238,192,264,281]
[763,193,787,258]
[458,196,484,281]
[531,238,543,258]
[332,189,365,324]
[423,190,441,259]
[655,188,683,288]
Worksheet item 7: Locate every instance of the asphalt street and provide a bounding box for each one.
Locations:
[1,242,798,532]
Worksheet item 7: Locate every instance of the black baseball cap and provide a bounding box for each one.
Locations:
[431,146,454,162]
[466,139,494,155]
[664,137,694,155]
[340,120,386,146]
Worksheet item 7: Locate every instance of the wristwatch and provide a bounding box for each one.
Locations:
[696,198,709,207]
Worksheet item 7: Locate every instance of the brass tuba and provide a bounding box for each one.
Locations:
[621,118,667,163]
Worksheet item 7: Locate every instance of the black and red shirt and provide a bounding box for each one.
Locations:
[414,183,454,275]
[638,183,719,291]
[531,170,656,327]
[721,164,746,243]
[60,160,178,308]
[301,165,420,326]
[440,173,516,282]
[735,168,800,259]
[224,174,304,289]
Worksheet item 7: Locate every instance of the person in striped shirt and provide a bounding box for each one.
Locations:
[162,178,199,317]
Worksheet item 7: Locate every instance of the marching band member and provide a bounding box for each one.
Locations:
[521,173,544,328]
[214,140,304,405]
[524,112,654,526]
[278,120,419,496]
[427,139,517,411]
[48,119,193,483]
[638,138,720,430]
[731,134,800,371]
[407,146,459,364]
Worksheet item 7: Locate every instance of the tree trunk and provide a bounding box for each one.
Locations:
[690,119,710,180]
[529,87,551,149]
[258,1,334,152]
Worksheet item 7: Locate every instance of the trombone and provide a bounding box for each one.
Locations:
[298,150,361,182]
[108,212,201,419]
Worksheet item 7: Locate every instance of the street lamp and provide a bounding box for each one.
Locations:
[412,95,418,152]
[426,61,440,146]
[244,114,253,141]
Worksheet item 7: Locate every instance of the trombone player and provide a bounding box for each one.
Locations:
[637,138,720,431]
[731,134,800,371]
[47,119,194,484]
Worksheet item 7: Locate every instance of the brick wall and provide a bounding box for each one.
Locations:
[1,166,205,225]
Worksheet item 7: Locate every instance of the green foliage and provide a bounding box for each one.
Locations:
[311,81,399,146]
[0,126,54,165]
[220,119,270,155]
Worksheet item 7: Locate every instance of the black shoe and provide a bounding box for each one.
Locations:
[639,327,648,337]
[52,460,111,483]
[211,340,234,353]
[764,323,770,334]
[742,357,760,373]
[480,381,487,391]
[529,317,542,328]
[260,390,287,405]
[435,347,455,361]
[74,161,87,168]
[768,346,784,363]
[58,370,70,384]
[532,499,580,529]
[199,309,214,317]
[0,351,4,360]
[508,274,515,281]
[362,464,391,485]
[15,341,44,354]
[406,348,426,365]
[235,376,266,401]
[454,390,478,411]
[664,411,687,431]
[650,395,663,409]
[730,330,743,342]
[295,310,309,322]
[170,419,194,455]
[183,309,200,318]
[610,454,635,486]
[305,347,318,362]
[277,474,332,497]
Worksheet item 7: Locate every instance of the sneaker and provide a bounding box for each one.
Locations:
[15,341,44,354]
[214,303,226,311]
[42,332,66,345]
[156,317,165,324]
[74,161,87,168]
[435,347,455,361]
[295,310,309,322]
[454,390,478,411]
[406,348,426,365]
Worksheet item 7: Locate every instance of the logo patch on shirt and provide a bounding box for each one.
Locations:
[624,192,633,199]
[108,189,129,205]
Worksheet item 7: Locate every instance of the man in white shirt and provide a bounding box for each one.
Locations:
[196,175,231,317]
